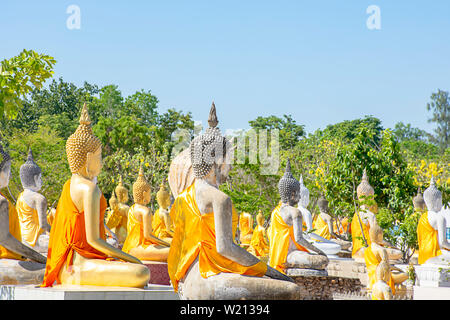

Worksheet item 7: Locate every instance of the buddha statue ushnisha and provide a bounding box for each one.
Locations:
[268,160,329,273]
[41,103,149,288]
[16,148,51,253]
[364,223,408,297]
[122,166,170,262]
[248,210,270,260]
[239,211,253,247]
[168,102,301,300]
[417,176,450,265]
[152,182,174,243]
[0,143,47,264]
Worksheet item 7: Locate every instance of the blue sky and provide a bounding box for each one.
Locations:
[2,1,449,134]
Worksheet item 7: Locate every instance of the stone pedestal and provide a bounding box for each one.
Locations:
[143,261,171,285]
[326,257,368,286]
[413,286,450,300]
[0,284,179,300]
[0,259,45,285]
[414,264,450,287]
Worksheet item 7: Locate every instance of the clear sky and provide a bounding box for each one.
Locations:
[2,0,449,134]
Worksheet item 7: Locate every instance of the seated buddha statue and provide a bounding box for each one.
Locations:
[168,103,301,299]
[268,160,329,273]
[296,176,341,257]
[122,167,171,262]
[41,104,149,288]
[16,148,51,253]
[351,169,402,262]
[417,176,450,265]
[0,143,47,264]
[110,176,129,245]
[248,210,270,260]
[364,222,408,296]
[104,191,121,248]
[152,183,174,243]
[313,196,352,251]
[370,249,394,300]
[239,211,254,247]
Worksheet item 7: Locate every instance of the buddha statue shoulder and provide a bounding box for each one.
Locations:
[121,166,170,262]
[16,148,51,253]
[417,176,450,265]
[41,104,149,287]
[167,102,301,299]
[268,160,329,273]
[153,182,174,243]
[0,143,47,264]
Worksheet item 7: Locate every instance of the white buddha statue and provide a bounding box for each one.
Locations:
[297,175,341,257]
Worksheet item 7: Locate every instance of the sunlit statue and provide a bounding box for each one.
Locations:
[122,166,171,262]
[152,183,174,243]
[107,176,129,245]
[370,249,394,300]
[168,147,194,199]
[41,104,149,287]
[0,143,46,264]
[104,192,120,248]
[297,176,341,257]
[239,211,254,247]
[417,176,450,265]
[413,187,426,213]
[168,103,301,300]
[351,169,402,262]
[16,148,51,253]
[248,210,270,260]
[268,160,329,273]
[364,222,408,296]
[313,196,352,251]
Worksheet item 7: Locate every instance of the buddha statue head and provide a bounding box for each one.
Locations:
[413,187,426,212]
[357,169,378,213]
[132,166,151,206]
[115,176,129,204]
[256,210,264,227]
[190,102,233,185]
[109,190,118,210]
[66,103,102,180]
[423,176,442,213]
[368,221,384,245]
[278,159,300,206]
[156,183,171,210]
[299,175,310,208]
[0,142,11,189]
[317,195,329,214]
[19,148,42,192]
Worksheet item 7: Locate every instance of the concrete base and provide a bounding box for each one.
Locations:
[414,264,450,287]
[142,261,170,285]
[414,286,450,300]
[286,268,328,277]
[326,257,368,286]
[0,259,45,285]
[0,284,179,300]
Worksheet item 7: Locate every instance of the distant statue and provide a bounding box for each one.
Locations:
[110,176,129,245]
[167,102,301,299]
[248,210,270,259]
[239,212,254,247]
[16,148,51,253]
[152,183,174,243]
[0,143,47,264]
[370,249,394,300]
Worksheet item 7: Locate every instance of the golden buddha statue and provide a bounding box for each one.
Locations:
[41,103,149,288]
[107,176,129,245]
[248,210,269,261]
[152,183,174,243]
[122,166,170,262]
[370,249,394,300]
[239,211,253,246]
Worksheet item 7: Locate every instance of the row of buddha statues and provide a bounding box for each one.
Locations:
[0,101,448,300]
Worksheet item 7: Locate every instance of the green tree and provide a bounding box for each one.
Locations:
[427,89,450,151]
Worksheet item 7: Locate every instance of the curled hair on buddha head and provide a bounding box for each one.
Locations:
[19,148,42,189]
[190,102,233,179]
[278,159,300,204]
[66,103,102,174]
[317,195,329,213]
[357,168,375,199]
[133,165,151,205]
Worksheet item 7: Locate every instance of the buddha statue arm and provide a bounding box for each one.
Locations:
[160,208,174,234]
[35,195,50,233]
[0,198,47,264]
[142,209,170,247]
[292,210,326,256]
[434,214,450,251]
[83,185,142,264]
[298,206,313,231]
[324,214,347,241]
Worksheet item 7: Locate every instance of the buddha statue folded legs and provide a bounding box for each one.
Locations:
[168,103,301,300]
[41,104,149,288]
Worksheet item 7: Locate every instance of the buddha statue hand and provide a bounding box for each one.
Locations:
[265,265,295,283]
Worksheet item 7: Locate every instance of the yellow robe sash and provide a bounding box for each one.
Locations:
[41,180,108,287]
[249,225,269,257]
[313,214,331,240]
[239,213,253,244]
[0,192,24,260]
[16,192,43,247]
[268,205,308,273]
[417,211,442,265]
[122,204,159,253]
[351,212,371,257]
[167,184,267,292]
[364,246,395,294]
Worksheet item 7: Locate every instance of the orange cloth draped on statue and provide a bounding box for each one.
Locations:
[16,192,43,247]
[122,204,159,253]
[351,212,371,257]
[41,180,109,287]
[417,211,442,265]
[0,192,25,260]
[167,184,267,292]
[268,205,308,273]
[239,213,253,244]
[334,217,349,235]
[313,215,331,240]
[364,246,395,294]
[152,208,164,238]
[249,225,269,257]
